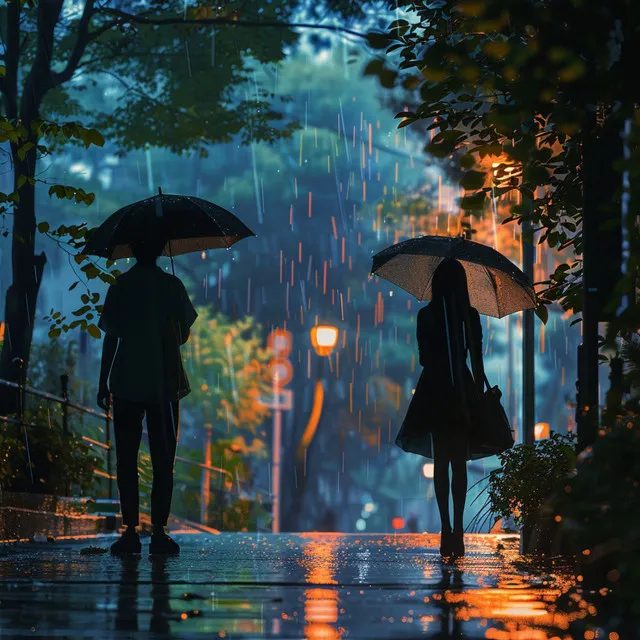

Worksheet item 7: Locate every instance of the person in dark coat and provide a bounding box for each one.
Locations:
[97,234,198,556]
[395,259,485,558]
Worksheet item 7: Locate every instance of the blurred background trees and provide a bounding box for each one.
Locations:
[0,0,584,532]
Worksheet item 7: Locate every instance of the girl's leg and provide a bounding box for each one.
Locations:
[432,433,452,533]
[450,435,468,533]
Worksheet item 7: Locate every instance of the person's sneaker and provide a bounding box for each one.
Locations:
[149,532,180,556]
[110,529,142,555]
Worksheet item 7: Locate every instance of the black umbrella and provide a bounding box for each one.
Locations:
[370,235,536,318]
[83,188,255,265]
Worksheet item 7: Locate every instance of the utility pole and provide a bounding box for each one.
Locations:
[578,111,623,450]
[522,213,536,446]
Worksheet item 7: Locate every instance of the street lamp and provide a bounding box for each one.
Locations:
[534,422,550,440]
[292,324,339,528]
[304,324,339,444]
[310,325,339,356]
[422,463,434,479]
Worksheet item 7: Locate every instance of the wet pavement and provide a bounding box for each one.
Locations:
[0,533,581,638]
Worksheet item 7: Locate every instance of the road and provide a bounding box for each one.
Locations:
[0,533,578,638]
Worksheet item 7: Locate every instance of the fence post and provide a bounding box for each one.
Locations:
[59,374,71,497]
[105,403,114,500]
[13,357,25,424]
[13,357,34,487]
[60,374,69,435]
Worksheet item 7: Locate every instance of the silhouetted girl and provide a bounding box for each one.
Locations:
[396,259,484,558]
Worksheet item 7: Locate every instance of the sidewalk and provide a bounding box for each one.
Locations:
[0,491,217,543]
[0,532,590,638]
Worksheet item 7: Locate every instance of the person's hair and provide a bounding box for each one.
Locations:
[431,259,471,310]
[130,236,166,264]
[431,258,475,353]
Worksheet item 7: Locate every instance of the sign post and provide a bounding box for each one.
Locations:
[263,329,293,534]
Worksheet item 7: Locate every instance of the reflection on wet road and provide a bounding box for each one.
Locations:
[0,533,581,638]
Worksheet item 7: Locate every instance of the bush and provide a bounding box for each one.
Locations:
[554,415,640,622]
[487,432,577,529]
[0,406,102,496]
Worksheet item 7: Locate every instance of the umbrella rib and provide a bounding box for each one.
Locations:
[417,256,440,302]
[484,266,501,317]
[188,195,233,250]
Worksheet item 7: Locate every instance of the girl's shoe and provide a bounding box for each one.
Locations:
[440,529,454,557]
[110,529,142,555]
[149,532,180,556]
[452,530,465,557]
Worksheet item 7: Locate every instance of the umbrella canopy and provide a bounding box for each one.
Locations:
[371,235,536,318]
[83,191,255,260]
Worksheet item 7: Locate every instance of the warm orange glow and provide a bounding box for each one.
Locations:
[298,381,324,455]
[300,538,342,639]
[0,321,4,343]
[310,325,339,356]
[534,422,550,440]
[392,517,405,530]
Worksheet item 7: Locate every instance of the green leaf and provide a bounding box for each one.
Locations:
[366,32,392,50]
[459,191,487,211]
[17,142,34,161]
[48,327,62,339]
[534,303,549,325]
[98,272,116,285]
[459,170,486,190]
[87,324,101,339]
[81,264,100,279]
[68,281,79,291]
[72,305,91,317]
[37,221,50,234]
[460,153,476,170]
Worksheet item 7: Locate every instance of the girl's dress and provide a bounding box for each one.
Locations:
[395,297,484,460]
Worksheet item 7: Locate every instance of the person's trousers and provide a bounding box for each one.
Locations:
[112,397,180,528]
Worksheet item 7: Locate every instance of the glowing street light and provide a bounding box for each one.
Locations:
[422,463,434,479]
[534,422,550,440]
[310,324,339,356]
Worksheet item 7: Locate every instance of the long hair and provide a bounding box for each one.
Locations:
[431,259,473,348]
[430,259,482,394]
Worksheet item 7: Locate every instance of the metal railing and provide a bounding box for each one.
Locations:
[0,370,269,529]
[0,371,116,497]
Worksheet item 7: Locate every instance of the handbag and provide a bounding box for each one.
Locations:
[470,372,515,458]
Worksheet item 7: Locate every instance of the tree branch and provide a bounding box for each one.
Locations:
[20,0,65,121]
[51,0,96,87]
[51,7,122,88]
[2,0,20,119]
[100,7,369,40]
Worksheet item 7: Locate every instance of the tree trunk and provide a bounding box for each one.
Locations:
[0,0,66,413]
[0,142,47,413]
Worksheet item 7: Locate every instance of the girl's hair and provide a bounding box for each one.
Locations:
[431,259,471,311]
[431,258,475,355]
